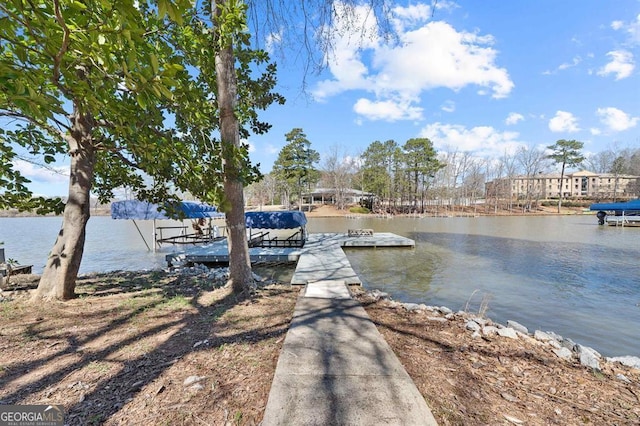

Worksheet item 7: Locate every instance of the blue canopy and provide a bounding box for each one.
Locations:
[111,200,224,220]
[245,211,307,229]
[589,199,640,212]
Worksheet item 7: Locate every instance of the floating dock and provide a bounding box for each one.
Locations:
[166,232,414,286]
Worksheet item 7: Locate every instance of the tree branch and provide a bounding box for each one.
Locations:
[52,0,71,91]
[0,110,68,139]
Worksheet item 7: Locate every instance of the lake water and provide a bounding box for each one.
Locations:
[1,214,638,357]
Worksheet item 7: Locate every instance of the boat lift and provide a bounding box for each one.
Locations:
[589,199,640,227]
[111,200,225,251]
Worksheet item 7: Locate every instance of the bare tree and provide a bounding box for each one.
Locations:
[516,146,549,211]
[584,150,616,173]
[322,146,356,210]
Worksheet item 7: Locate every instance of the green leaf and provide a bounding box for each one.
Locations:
[14,80,25,94]
[158,84,173,99]
[149,53,159,74]
[165,2,182,25]
[158,0,168,19]
[136,93,147,109]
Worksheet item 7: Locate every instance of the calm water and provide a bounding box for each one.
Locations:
[1,214,638,357]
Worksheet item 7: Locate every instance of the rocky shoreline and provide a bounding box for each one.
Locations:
[5,263,638,367]
[366,288,640,375]
[134,263,640,367]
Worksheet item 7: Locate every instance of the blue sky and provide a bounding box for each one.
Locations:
[15,0,640,197]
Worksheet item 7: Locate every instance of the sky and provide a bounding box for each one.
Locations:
[12,0,640,197]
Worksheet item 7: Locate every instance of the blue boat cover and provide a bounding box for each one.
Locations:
[111,200,223,220]
[589,199,640,212]
[245,211,307,229]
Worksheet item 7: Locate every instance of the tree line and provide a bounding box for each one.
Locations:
[247,134,640,214]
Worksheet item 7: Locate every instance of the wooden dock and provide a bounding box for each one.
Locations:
[166,232,414,285]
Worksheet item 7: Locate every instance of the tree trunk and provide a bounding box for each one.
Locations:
[33,109,95,301]
[214,13,254,294]
[557,163,566,214]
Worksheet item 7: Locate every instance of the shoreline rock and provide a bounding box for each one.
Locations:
[375,290,640,371]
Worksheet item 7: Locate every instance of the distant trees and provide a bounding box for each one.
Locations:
[402,138,444,212]
[360,140,397,210]
[321,146,357,210]
[582,146,640,199]
[250,135,637,214]
[272,128,320,210]
[546,139,585,213]
[516,146,549,210]
[359,138,442,213]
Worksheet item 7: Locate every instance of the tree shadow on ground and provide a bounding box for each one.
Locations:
[0,270,296,424]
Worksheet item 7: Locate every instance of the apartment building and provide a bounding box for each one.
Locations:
[486,170,640,199]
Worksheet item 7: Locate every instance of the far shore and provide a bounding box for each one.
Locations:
[0,202,594,218]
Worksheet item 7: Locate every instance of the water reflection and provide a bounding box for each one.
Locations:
[312,216,640,357]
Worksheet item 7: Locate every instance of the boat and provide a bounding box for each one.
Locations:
[589,199,640,227]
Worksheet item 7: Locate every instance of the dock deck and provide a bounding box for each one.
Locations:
[166,232,414,285]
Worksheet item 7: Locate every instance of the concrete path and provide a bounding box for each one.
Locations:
[262,280,438,426]
[291,244,361,285]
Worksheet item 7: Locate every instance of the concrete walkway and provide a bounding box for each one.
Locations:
[262,280,438,426]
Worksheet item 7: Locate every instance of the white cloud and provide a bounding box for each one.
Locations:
[558,56,582,70]
[611,20,624,31]
[545,56,583,74]
[597,50,634,80]
[596,107,639,131]
[390,3,432,33]
[434,0,460,13]
[548,111,580,133]
[419,122,523,158]
[441,100,455,113]
[505,112,524,125]
[611,14,640,46]
[266,144,279,155]
[14,159,69,184]
[353,98,423,121]
[312,4,513,120]
[245,142,256,153]
[629,14,640,45]
[265,29,283,54]
[590,127,602,135]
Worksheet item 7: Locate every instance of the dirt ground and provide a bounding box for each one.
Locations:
[0,272,298,425]
[1,272,639,425]
[354,290,640,426]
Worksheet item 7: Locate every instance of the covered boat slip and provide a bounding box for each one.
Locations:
[111,200,225,251]
[166,231,415,286]
[112,204,309,250]
[589,199,640,227]
[245,211,307,248]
